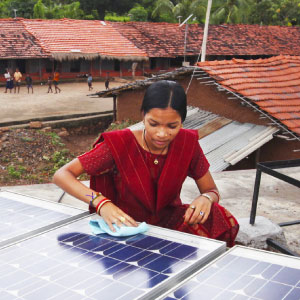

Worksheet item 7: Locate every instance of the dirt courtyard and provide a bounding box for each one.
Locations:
[0,80,124,124]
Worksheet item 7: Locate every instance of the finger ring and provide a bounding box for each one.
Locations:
[199,211,204,216]
[119,216,125,222]
[189,205,196,210]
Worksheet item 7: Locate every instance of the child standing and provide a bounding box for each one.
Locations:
[25,74,33,94]
[87,73,93,91]
[47,76,53,93]
[14,68,22,93]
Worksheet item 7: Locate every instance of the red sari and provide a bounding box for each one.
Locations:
[79,128,239,247]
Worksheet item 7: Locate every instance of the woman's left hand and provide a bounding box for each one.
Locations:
[184,196,212,225]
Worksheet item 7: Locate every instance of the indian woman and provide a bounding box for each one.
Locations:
[53,80,239,247]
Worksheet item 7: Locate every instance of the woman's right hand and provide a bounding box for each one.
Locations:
[99,202,138,232]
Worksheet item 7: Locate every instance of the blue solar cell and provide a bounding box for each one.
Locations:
[23,282,66,300]
[254,281,293,300]
[144,255,180,273]
[109,245,144,261]
[91,282,133,300]
[163,244,198,259]
[261,263,283,280]
[284,288,300,300]
[272,266,300,286]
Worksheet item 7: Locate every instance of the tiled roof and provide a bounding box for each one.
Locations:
[20,19,147,60]
[112,22,300,57]
[0,19,49,59]
[197,55,300,136]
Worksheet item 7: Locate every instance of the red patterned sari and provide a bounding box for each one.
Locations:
[79,128,239,247]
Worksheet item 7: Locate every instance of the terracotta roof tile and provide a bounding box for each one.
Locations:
[112,22,300,57]
[197,55,300,136]
[0,18,49,59]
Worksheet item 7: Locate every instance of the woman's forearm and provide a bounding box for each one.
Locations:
[53,168,92,204]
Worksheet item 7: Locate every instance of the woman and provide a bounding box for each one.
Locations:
[53,80,239,246]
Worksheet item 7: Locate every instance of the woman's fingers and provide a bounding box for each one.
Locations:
[185,201,212,225]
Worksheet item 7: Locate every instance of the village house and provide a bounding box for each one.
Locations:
[2,18,300,81]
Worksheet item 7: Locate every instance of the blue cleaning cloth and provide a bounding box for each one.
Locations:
[89,219,149,237]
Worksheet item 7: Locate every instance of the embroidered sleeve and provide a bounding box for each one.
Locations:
[188,142,210,180]
[78,141,115,175]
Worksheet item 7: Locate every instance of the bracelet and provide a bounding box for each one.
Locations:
[206,190,220,202]
[201,193,213,204]
[96,198,111,215]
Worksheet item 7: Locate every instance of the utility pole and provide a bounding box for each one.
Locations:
[201,0,212,62]
[179,14,193,65]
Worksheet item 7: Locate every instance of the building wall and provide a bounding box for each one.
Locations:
[116,76,271,126]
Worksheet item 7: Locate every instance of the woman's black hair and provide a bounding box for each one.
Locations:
[141,80,187,122]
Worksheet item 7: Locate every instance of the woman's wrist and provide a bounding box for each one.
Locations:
[201,190,220,204]
[96,198,111,215]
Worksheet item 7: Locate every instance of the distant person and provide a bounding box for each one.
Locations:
[4,68,13,93]
[14,68,22,93]
[87,73,93,91]
[47,76,53,93]
[53,70,61,93]
[105,75,110,90]
[25,74,33,94]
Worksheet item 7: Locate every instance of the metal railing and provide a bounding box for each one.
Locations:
[250,159,300,256]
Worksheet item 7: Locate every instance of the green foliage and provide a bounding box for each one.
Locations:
[128,5,148,21]
[40,131,65,147]
[33,0,46,18]
[210,0,252,24]
[7,165,25,179]
[105,12,130,22]
[152,0,206,23]
[51,150,71,174]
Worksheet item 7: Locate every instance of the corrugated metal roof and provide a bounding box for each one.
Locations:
[129,107,277,172]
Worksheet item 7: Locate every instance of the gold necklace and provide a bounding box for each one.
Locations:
[142,129,167,165]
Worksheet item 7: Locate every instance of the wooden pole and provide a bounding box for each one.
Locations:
[113,95,117,121]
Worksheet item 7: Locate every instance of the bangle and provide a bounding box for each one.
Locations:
[206,190,220,202]
[96,198,111,215]
[201,193,213,204]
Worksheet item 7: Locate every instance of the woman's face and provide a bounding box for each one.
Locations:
[144,107,182,152]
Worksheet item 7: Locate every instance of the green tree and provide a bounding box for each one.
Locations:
[152,0,206,23]
[33,0,46,18]
[0,0,10,18]
[128,5,148,21]
[4,0,37,18]
[211,0,253,24]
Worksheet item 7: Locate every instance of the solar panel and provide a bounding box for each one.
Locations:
[0,215,226,300]
[161,245,300,300]
[0,191,88,247]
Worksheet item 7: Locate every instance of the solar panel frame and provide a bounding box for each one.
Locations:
[160,245,300,300]
[0,190,89,248]
[0,215,226,300]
